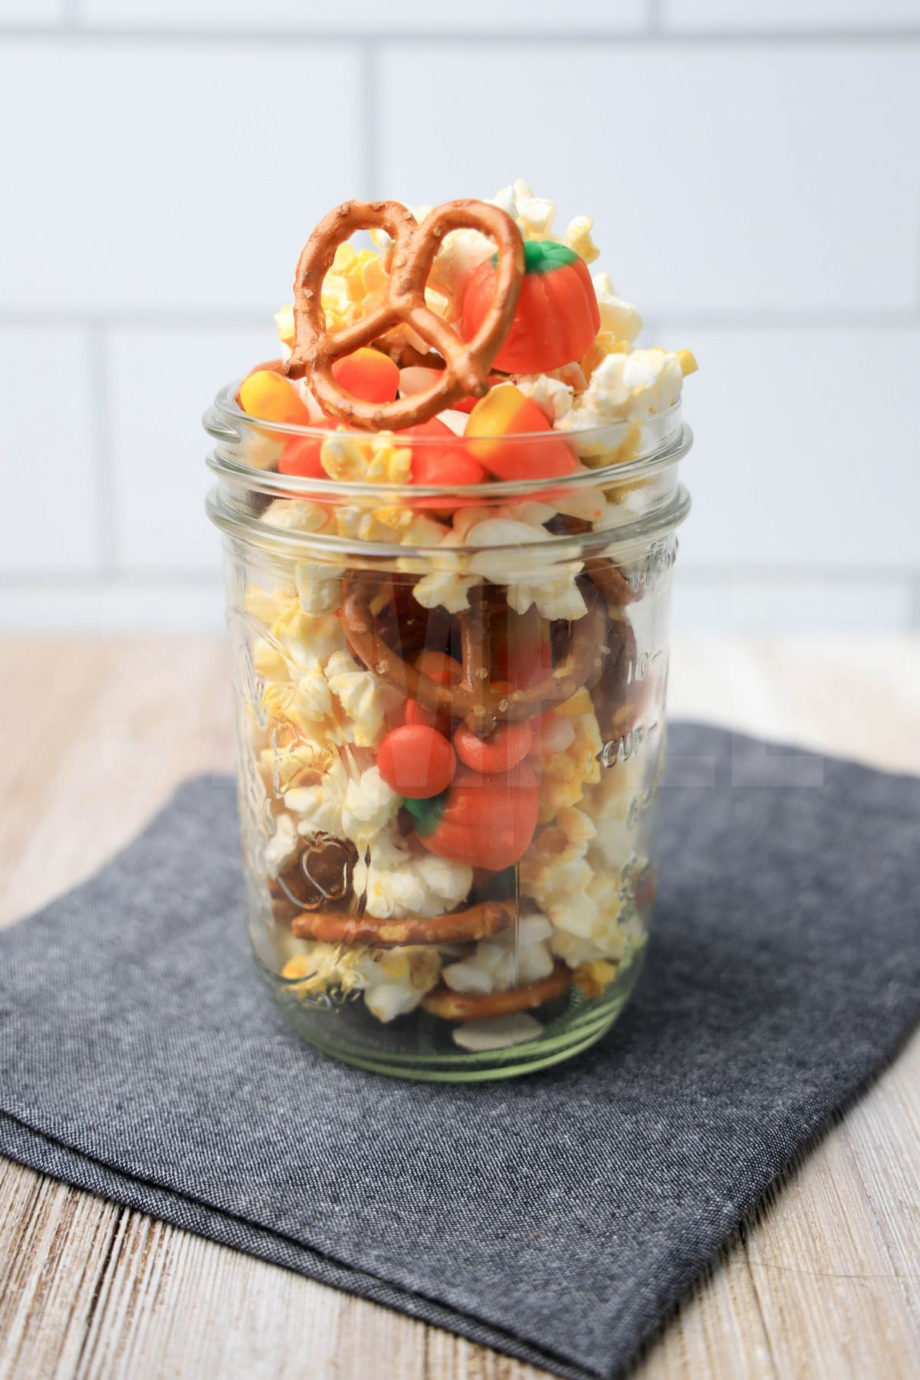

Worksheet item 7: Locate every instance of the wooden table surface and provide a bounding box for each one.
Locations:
[1,636,918,1380]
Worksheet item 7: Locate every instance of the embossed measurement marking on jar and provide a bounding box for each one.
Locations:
[627,537,678,596]
[599,719,659,768]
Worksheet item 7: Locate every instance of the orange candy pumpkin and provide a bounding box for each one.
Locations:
[460,240,600,375]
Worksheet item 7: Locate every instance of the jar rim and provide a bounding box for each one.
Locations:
[204,381,691,506]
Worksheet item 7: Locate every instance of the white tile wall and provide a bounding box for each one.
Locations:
[671,575,915,635]
[0,0,65,22]
[0,579,225,632]
[376,43,920,315]
[108,326,274,573]
[77,0,649,34]
[0,326,99,574]
[657,324,920,571]
[0,42,362,314]
[661,0,920,32]
[1,14,918,635]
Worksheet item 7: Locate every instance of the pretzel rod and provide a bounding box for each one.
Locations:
[457,584,494,734]
[285,198,524,429]
[291,900,512,946]
[342,572,608,734]
[421,963,572,1021]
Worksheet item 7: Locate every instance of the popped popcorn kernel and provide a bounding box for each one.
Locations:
[564,215,600,264]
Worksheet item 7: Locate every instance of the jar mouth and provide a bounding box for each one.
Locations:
[204,381,691,506]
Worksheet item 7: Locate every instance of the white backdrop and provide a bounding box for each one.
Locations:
[1,1,919,634]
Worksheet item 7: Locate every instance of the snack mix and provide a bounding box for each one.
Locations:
[205,179,695,1076]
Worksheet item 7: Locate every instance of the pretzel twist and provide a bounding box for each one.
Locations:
[291,901,512,947]
[285,198,525,430]
[342,572,609,737]
[421,963,572,1021]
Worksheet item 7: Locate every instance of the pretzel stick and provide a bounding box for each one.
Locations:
[457,584,495,736]
[421,963,572,1021]
[285,198,524,429]
[291,901,512,946]
[585,560,640,607]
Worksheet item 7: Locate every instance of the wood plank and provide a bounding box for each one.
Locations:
[0,636,917,1380]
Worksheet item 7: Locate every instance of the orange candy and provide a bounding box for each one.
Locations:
[464,385,577,481]
[277,421,338,479]
[331,348,400,404]
[461,240,600,375]
[377,724,457,800]
[238,369,313,427]
[453,720,534,775]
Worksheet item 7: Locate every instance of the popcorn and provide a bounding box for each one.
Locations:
[514,373,575,424]
[282,944,442,1023]
[592,273,642,343]
[442,913,554,995]
[325,649,387,747]
[465,519,587,621]
[295,562,343,614]
[548,867,641,969]
[261,498,337,535]
[354,825,472,920]
[321,431,412,485]
[285,755,350,836]
[564,347,685,433]
[534,705,603,821]
[258,738,338,798]
[356,947,442,1022]
[564,216,600,264]
[411,564,481,614]
[340,766,400,845]
[250,597,345,694]
[275,244,388,345]
[492,178,558,241]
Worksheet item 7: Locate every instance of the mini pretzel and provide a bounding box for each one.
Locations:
[284,198,524,429]
[342,573,609,737]
[421,963,572,1021]
[291,900,512,947]
[584,558,640,607]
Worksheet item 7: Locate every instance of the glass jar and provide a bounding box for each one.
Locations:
[204,388,691,1080]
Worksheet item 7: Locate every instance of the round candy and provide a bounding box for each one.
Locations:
[453,721,534,774]
[377,724,457,800]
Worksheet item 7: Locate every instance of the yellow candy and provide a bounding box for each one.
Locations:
[238,370,312,426]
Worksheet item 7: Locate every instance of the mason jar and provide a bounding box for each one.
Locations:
[204,387,691,1080]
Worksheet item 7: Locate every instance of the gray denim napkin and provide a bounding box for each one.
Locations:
[1,724,918,1380]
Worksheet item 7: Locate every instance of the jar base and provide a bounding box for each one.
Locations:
[260,946,646,1082]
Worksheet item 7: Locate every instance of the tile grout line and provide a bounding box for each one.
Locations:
[1,569,919,592]
[88,323,120,578]
[60,0,81,31]
[0,311,269,330]
[1,26,920,46]
[2,310,919,332]
[911,578,920,632]
[359,39,379,201]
